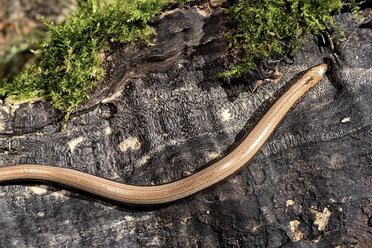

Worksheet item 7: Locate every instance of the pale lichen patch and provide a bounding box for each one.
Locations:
[195,6,211,17]
[105,126,112,135]
[37,211,45,217]
[0,122,4,133]
[27,185,49,195]
[312,235,322,243]
[146,236,160,246]
[311,207,331,231]
[138,155,151,166]
[51,190,68,199]
[285,199,303,215]
[180,85,194,91]
[220,108,233,122]
[341,116,351,123]
[205,151,221,162]
[115,234,124,241]
[4,97,43,114]
[68,136,85,153]
[290,220,304,241]
[124,215,135,222]
[286,199,295,214]
[209,0,227,7]
[286,199,295,207]
[119,137,141,152]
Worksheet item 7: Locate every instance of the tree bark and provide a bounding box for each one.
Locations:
[0,4,371,248]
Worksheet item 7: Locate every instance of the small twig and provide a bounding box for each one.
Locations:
[341,17,367,50]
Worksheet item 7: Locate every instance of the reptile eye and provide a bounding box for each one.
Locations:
[305,76,315,85]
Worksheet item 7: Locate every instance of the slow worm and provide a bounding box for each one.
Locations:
[0,64,327,205]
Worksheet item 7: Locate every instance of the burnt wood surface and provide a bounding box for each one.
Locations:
[0,4,371,248]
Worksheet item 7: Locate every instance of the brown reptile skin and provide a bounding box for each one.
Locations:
[0,64,327,205]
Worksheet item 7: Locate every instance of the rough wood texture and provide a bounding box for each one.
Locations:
[0,4,371,248]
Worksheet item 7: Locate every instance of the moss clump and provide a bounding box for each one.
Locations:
[220,0,360,77]
[0,0,360,130]
[0,0,184,129]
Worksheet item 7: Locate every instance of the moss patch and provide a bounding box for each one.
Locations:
[0,0,187,130]
[0,0,361,130]
[220,0,360,77]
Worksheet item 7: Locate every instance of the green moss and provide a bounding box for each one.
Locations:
[0,0,189,130]
[220,0,360,77]
[0,0,360,131]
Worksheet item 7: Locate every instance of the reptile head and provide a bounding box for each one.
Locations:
[303,64,328,87]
